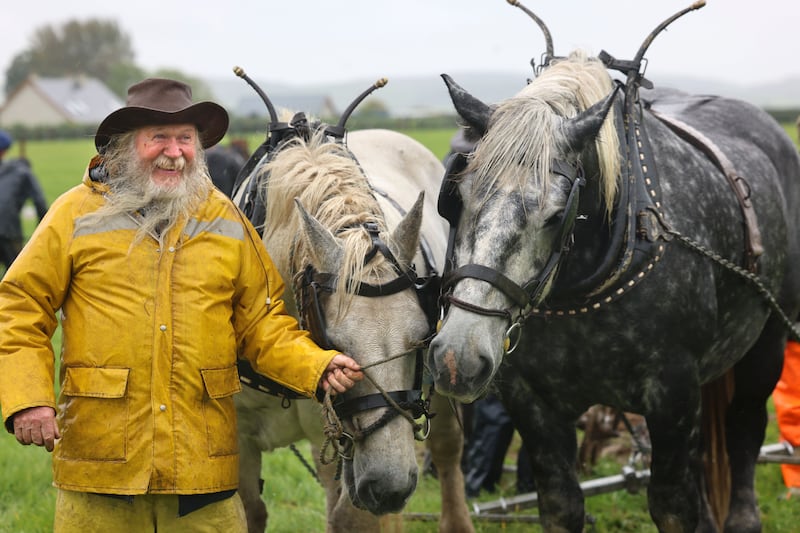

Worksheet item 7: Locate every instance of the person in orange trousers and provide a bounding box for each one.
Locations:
[773,339,800,498]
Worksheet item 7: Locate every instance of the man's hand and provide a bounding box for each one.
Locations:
[13,406,60,452]
[321,354,363,394]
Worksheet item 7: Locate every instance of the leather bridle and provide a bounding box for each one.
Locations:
[439,157,586,353]
[296,220,437,449]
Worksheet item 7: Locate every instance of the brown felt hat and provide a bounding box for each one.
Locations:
[95,78,229,151]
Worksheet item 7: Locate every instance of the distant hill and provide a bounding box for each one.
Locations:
[205,71,800,119]
[644,73,800,110]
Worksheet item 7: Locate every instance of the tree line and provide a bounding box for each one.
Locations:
[4,19,213,101]
[4,18,797,140]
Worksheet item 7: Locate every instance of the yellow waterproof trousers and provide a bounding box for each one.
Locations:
[54,490,248,532]
[774,340,800,489]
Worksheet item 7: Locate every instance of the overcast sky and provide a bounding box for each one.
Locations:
[2,0,798,92]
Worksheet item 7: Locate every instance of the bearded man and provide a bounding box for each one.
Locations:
[0,78,362,532]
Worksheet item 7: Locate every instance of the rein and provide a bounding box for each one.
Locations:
[667,229,800,342]
[318,346,433,470]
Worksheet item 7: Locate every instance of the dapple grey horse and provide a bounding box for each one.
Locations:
[428,3,800,530]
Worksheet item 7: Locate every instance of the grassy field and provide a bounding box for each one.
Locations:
[1,124,799,532]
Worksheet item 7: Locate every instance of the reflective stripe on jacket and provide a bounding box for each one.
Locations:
[0,169,337,494]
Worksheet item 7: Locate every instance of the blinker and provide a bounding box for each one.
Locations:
[308,284,334,349]
[438,152,467,226]
[299,266,336,351]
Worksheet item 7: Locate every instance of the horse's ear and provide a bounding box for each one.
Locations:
[294,198,342,271]
[389,192,424,265]
[562,85,620,152]
[442,74,491,137]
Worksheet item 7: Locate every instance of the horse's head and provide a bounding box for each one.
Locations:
[260,125,435,512]
[294,192,430,357]
[429,51,620,402]
[294,193,432,513]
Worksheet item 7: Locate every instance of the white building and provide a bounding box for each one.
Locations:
[0,74,123,128]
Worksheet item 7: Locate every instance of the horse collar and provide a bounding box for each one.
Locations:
[532,89,671,316]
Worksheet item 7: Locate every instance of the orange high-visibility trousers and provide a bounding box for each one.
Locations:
[773,339,800,488]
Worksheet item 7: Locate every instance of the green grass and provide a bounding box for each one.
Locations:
[259,442,329,532]
[398,127,457,161]
[10,137,97,202]
[1,422,794,532]
[2,127,800,531]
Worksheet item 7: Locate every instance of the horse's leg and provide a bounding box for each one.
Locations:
[723,325,784,533]
[500,380,584,532]
[644,372,707,533]
[236,392,312,533]
[238,435,268,533]
[427,392,474,533]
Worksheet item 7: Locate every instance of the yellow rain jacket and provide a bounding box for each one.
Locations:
[0,169,338,495]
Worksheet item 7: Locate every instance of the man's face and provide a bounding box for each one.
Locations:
[134,124,198,190]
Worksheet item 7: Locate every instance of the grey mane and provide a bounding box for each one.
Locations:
[468,50,621,215]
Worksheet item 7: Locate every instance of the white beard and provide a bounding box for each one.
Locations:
[92,133,212,246]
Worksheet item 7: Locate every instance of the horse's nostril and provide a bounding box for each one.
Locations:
[355,468,416,514]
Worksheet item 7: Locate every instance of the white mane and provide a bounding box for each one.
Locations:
[260,128,399,319]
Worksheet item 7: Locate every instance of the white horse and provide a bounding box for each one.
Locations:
[232,107,472,532]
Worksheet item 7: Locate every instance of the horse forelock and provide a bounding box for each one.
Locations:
[262,129,399,319]
[468,50,620,215]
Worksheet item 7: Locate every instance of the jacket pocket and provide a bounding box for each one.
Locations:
[58,366,130,461]
[200,366,242,456]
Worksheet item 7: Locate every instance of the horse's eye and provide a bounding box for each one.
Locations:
[544,212,564,228]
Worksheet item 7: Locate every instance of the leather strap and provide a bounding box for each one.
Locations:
[445,264,531,309]
[648,108,763,272]
[334,390,424,419]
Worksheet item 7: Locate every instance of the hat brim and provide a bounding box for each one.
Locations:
[95,102,229,151]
